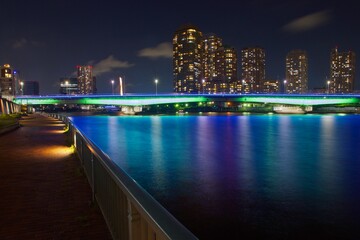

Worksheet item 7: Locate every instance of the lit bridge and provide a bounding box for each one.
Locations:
[14,94,360,107]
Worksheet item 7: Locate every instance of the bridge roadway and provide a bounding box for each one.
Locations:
[14,94,360,107]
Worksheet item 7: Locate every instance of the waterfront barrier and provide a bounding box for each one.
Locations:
[51,113,198,240]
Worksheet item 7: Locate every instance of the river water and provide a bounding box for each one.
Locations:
[69,113,360,239]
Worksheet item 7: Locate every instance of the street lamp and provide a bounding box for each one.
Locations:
[65,80,69,95]
[111,80,114,95]
[20,81,24,95]
[202,79,205,94]
[283,80,287,94]
[155,79,158,95]
[242,80,245,94]
[327,80,330,94]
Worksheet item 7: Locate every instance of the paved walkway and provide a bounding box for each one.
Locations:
[0,113,112,240]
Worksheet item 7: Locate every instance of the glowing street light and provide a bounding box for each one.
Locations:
[65,80,70,95]
[155,79,158,95]
[327,80,331,94]
[283,80,287,94]
[20,81,24,95]
[111,80,114,95]
[202,79,205,94]
[242,79,245,94]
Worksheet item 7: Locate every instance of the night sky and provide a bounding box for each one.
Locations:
[0,0,358,94]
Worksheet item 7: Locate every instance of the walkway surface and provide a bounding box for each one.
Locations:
[0,113,112,240]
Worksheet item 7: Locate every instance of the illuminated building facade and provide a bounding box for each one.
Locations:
[60,77,78,95]
[173,25,203,93]
[202,33,223,93]
[240,47,265,93]
[285,50,308,94]
[213,46,237,93]
[330,47,356,93]
[263,80,280,93]
[0,64,15,97]
[77,66,96,94]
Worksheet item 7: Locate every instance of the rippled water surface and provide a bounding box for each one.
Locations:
[70,114,360,239]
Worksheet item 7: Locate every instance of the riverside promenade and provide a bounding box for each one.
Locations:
[0,113,112,239]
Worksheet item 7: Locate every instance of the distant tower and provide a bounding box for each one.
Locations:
[77,66,96,94]
[240,47,265,93]
[173,24,203,93]
[0,64,15,97]
[285,50,308,94]
[330,47,356,93]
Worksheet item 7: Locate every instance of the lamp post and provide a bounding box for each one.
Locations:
[20,81,24,95]
[111,80,114,95]
[242,80,245,94]
[65,80,69,95]
[283,80,287,94]
[327,80,330,94]
[155,79,158,95]
[202,79,205,94]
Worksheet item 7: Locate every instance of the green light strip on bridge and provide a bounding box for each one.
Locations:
[79,96,207,106]
[14,95,359,106]
[238,97,359,106]
[14,96,207,106]
[14,98,60,105]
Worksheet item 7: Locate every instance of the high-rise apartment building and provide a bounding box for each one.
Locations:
[329,47,356,93]
[285,50,308,94]
[240,47,265,93]
[173,25,203,93]
[213,46,237,93]
[0,64,15,97]
[77,65,96,94]
[202,33,223,93]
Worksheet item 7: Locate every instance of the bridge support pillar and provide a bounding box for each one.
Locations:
[0,99,5,115]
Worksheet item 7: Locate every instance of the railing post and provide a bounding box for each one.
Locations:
[128,198,143,240]
[91,153,95,202]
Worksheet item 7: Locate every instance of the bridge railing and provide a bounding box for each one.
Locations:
[50,113,198,240]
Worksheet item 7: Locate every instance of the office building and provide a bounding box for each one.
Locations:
[0,64,15,97]
[263,80,280,93]
[77,65,96,94]
[60,77,78,95]
[285,50,308,93]
[23,81,40,95]
[173,24,203,93]
[240,47,265,93]
[329,47,356,93]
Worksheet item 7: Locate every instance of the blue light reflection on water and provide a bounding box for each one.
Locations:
[70,114,360,239]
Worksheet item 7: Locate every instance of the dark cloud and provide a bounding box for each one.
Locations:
[12,38,28,49]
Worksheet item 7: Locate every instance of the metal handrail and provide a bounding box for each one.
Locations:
[68,117,198,240]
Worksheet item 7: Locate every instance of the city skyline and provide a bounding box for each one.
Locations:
[0,0,358,94]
